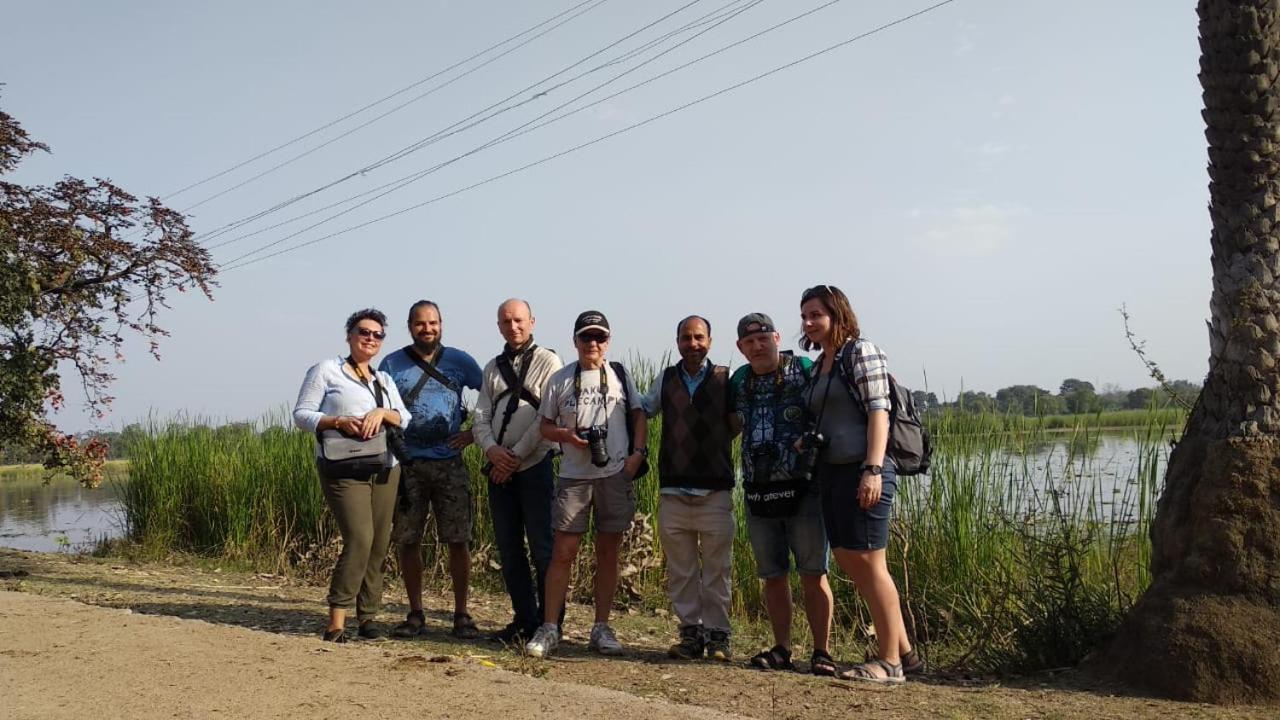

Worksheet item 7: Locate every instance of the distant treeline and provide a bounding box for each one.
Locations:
[915,378,1201,416]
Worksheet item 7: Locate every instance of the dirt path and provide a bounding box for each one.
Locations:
[0,549,1270,720]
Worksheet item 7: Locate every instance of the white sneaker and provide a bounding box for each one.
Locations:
[525,623,560,658]
[588,622,625,656]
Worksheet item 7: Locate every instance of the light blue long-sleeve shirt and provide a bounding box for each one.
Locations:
[293,356,411,466]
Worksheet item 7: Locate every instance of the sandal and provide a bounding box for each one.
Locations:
[391,609,427,639]
[837,658,906,684]
[864,647,925,675]
[749,645,794,671]
[810,648,837,677]
[322,628,347,643]
[452,612,480,639]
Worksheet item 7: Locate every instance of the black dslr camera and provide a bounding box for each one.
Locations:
[794,430,828,482]
[577,425,610,467]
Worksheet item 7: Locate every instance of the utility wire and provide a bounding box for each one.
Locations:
[206,0,766,255]
[193,0,710,245]
[176,0,613,216]
[219,0,958,274]
[161,0,602,202]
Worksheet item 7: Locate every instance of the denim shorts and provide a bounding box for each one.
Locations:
[745,490,829,578]
[818,459,897,551]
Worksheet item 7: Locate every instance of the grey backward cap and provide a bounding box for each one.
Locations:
[736,312,776,339]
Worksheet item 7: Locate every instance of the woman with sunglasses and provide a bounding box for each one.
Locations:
[293,308,411,642]
[797,285,920,683]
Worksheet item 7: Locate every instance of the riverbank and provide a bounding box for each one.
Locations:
[1,549,1265,719]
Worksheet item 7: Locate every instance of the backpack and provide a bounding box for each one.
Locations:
[834,340,932,476]
[609,361,649,480]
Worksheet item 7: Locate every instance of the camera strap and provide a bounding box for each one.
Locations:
[572,362,609,430]
[346,356,386,409]
[806,355,836,432]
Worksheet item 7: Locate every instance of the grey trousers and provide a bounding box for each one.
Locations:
[657,490,735,633]
[319,463,401,621]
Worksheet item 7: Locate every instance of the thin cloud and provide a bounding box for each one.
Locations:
[910,204,1027,256]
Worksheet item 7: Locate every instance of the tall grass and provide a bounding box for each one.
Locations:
[119,402,1176,672]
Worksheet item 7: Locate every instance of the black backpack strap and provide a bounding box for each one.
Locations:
[402,345,460,393]
[491,346,538,446]
[611,361,636,455]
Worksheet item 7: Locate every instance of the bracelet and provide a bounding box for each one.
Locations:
[860,464,883,476]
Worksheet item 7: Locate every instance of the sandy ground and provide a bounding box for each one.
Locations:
[1,549,1274,720]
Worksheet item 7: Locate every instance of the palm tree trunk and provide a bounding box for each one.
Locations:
[1103,0,1280,704]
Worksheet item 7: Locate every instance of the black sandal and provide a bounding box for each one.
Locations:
[452,612,480,640]
[837,658,906,684]
[749,645,794,671]
[322,628,347,643]
[391,609,427,639]
[810,648,837,677]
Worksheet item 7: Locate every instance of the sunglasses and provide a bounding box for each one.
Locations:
[355,327,386,340]
[802,284,838,302]
[578,332,610,344]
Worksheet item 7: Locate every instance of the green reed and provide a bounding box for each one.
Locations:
[116,400,1176,672]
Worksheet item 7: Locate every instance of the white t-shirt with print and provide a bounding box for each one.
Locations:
[539,361,641,480]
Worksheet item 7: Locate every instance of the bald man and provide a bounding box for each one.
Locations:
[471,299,564,644]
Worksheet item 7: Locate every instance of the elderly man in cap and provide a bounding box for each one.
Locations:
[730,313,837,677]
[525,310,648,658]
[640,315,738,661]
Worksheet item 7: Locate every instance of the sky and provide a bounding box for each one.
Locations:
[2,0,1209,432]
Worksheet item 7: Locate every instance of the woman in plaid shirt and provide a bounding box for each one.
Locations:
[798,284,921,683]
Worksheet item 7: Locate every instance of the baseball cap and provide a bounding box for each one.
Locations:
[573,310,611,337]
[736,312,776,339]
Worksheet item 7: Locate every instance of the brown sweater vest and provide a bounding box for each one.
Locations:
[658,363,734,490]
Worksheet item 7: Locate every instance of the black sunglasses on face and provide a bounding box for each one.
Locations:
[578,332,609,344]
[355,328,386,340]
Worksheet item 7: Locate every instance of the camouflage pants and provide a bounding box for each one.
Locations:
[392,456,472,546]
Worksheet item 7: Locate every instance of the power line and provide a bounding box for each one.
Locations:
[175,0,613,217]
[192,0,713,246]
[206,0,767,256]
[219,0,959,274]
[161,0,603,203]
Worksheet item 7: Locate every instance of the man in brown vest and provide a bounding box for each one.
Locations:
[640,315,738,661]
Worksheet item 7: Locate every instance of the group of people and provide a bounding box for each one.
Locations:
[291,285,919,684]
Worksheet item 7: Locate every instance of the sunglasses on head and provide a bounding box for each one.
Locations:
[355,327,386,340]
[803,284,837,302]
[578,331,609,344]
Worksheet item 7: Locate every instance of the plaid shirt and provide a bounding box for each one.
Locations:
[840,339,891,414]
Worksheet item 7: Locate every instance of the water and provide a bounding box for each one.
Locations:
[0,473,124,553]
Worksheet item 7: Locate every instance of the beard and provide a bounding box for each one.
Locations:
[413,336,441,357]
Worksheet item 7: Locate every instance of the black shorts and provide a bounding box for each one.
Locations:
[817,459,898,551]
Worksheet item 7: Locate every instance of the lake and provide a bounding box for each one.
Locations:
[0,471,124,553]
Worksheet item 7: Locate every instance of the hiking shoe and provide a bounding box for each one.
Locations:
[705,629,732,662]
[491,621,527,645]
[357,621,386,640]
[525,623,560,658]
[668,625,705,660]
[588,622,625,656]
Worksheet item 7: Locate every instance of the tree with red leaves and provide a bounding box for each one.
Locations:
[0,100,217,486]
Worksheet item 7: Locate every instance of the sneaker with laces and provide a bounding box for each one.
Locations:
[525,623,560,658]
[588,622,625,656]
[668,624,705,660]
[705,629,732,662]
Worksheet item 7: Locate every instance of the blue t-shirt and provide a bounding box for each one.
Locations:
[379,346,482,460]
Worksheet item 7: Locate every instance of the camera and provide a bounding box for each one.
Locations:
[794,430,827,482]
[748,443,778,483]
[577,425,610,467]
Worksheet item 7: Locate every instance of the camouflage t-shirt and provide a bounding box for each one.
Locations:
[730,352,814,485]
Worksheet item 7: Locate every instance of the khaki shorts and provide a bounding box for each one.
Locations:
[552,470,636,534]
[392,456,473,546]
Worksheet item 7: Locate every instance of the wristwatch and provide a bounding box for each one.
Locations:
[860,464,883,476]
[634,446,649,458]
